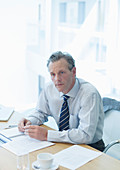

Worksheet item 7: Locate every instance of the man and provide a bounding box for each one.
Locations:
[18,51,105,151]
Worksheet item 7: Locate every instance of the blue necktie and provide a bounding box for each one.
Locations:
[59,95,70,131]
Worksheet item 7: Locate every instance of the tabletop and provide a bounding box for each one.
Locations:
[0,111,120,170]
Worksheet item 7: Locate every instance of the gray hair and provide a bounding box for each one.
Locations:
[47,51,75,71]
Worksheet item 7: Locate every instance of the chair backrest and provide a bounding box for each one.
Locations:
[103,110,120,160]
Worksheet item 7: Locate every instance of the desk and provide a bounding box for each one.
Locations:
[0,112,120,170]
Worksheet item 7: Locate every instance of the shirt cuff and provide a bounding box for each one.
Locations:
[47,130,60,141]
[47,130,73,143]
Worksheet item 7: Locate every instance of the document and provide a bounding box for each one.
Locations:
[0,127,19,146]
[1,127,55,156]
[0,134,11,146]
[0,127,24,138]
[0,104,14,121]
[54,145,102,170]
[2,135,55,156]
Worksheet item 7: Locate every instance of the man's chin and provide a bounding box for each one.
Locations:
[56,88,62,92]
[56,86,63,92]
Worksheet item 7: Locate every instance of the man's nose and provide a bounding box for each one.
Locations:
[55,74,60,81]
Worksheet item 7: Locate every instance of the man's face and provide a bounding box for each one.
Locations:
[48,58,76,94]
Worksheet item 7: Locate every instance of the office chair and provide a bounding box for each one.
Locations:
[103,109,120,159]
[103,139,120,153]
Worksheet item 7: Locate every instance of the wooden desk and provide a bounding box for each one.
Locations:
[0,112,120,170]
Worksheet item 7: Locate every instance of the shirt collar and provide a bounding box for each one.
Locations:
[60,78,80,98]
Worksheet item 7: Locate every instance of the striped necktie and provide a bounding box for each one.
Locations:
[59,95,70,131]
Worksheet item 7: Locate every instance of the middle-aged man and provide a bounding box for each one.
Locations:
[18,51,105,151]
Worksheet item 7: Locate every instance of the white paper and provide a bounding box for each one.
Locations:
[54,145,102,170]
[2,135,55,156]
[0,104,14,121]
[0,134,11,146]
[0,127,24,138]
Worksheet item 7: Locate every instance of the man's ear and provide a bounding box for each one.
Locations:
[72,67,76,77]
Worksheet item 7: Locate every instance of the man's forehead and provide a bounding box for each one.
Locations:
[49,59,68,69]
[50,68,66,73]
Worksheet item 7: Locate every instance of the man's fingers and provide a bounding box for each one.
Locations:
[26,121,31,126]
[24,125,36,135]
[24,125,37,129]
[18,121,24,132]
[18,119,31,132]
[24,125,40,135]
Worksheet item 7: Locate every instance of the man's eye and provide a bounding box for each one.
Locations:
[51,73,55,77]
[61,71,64,74]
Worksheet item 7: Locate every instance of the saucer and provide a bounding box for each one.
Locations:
[32,160,59,170]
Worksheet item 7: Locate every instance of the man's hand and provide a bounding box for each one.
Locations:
[18,118,31,132]
[24,125,48,141]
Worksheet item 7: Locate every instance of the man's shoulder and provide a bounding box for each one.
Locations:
[77,78,92,86]
[77,78,99,94]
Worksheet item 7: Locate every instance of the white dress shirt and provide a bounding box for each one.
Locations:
[28,78,104,144]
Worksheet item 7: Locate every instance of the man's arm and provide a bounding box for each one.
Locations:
[27,89,51,125]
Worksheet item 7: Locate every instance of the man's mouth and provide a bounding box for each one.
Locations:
[55,84,63,87]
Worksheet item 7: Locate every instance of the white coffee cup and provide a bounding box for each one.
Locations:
[37,153,53,169]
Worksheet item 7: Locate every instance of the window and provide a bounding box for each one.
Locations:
[78,1,85,24]
[38,4,41,21]
[96,42,106,62]
[1,0,120,109]
[59,2,67,23]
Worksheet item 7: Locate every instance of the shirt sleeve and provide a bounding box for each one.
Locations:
[47,92,104,144]
[27,88,51,125]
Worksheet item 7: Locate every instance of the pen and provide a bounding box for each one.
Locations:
[8,125,17,128]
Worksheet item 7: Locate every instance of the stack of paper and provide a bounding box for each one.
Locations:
[0,127,55,156]
[0,104,14,121]
[0,134,11,146]
[2,135,55,156]
[0,127,24,138]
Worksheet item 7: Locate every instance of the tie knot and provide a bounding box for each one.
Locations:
[63,95,69,101]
